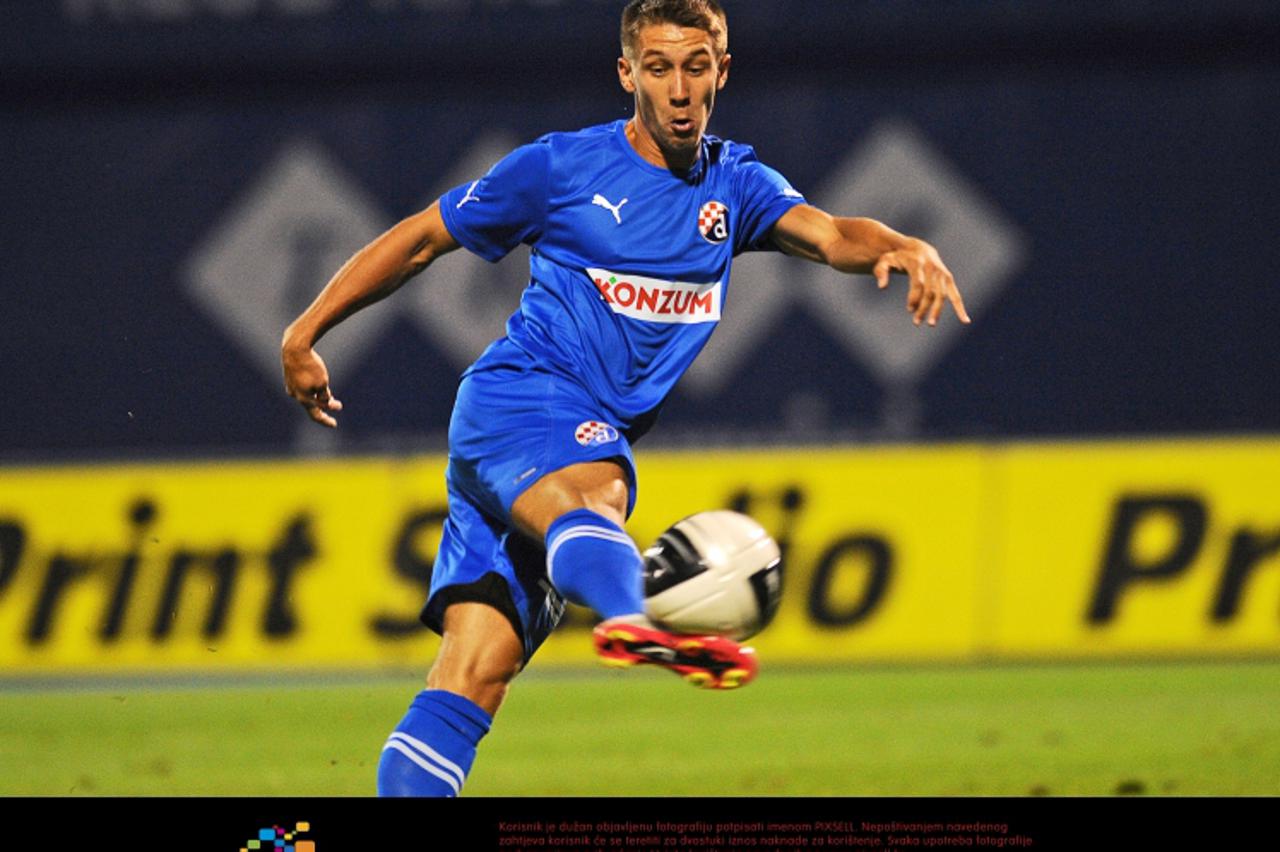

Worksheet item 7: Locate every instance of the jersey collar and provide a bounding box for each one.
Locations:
[613,119,707,182]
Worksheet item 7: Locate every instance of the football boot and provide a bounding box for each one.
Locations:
[592,618,757,689]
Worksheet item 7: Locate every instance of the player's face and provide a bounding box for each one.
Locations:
[618,23,730,170]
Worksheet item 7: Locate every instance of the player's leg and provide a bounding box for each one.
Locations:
[511,460,757,689]
[376,602,522,797]
[511,459,644,619]
[427,601,524,715]
[378,475,547,798]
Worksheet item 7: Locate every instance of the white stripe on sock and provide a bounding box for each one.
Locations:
[381,741,461,796]
[385,731,467,790]
[546,525,639,586]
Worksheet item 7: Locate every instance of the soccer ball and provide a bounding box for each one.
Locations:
[642,510,783,641]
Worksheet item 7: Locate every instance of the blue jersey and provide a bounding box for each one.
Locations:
[439,119,806,439]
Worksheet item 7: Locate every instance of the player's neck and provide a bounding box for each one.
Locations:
[625,118,698,173]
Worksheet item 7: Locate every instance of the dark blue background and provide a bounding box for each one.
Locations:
[4,1,1278,460]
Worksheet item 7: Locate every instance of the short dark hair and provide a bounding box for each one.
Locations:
[620,0,728,59]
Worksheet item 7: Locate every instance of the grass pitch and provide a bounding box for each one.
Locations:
[2,660,1278,796]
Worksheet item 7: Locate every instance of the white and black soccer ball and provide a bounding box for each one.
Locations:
[642,510,782,642]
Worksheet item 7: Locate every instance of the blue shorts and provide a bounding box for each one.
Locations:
[421,364,639,660]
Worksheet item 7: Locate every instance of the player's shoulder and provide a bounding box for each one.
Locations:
[705,134,792,199]
[703,133,765,171]
[531,120,623,155]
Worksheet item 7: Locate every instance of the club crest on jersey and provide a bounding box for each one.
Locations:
[587,268,722,324]
[697,200,730,244]
[575,420,620,447]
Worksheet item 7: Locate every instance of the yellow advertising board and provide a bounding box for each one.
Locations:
[0,457,451,673]
[1,438,1276,676]
[992,439,1280,657]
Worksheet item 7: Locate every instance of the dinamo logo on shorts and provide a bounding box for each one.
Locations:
[586,268,722,325]
[697,200,729,244]
[575,421,620,447]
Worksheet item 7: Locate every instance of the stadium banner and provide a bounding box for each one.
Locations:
[991,439,1280,657]
[1,438,1277,676]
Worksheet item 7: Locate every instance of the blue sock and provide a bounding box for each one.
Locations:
[377,689,492,797]
[545,508,644,618]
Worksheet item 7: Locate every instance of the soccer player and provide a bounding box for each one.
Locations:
[281,0,967,797]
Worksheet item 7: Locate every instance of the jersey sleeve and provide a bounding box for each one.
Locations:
[733,157,807,255]
[439,141,551,262]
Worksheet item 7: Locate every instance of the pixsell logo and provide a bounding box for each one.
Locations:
[239,822,314,852]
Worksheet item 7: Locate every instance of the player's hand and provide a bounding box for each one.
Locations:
[282,345,343,428]
[873,239,970,327]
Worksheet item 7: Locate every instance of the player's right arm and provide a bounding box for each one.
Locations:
[281,200,460,428]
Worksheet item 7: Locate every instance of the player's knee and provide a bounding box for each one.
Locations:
[426,660,520,715]
[426,621,524,713]
[513,460,629,537]
[429,652,521,691]
[579,480,628,526]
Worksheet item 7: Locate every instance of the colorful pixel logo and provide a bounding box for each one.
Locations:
[240,822,314,852]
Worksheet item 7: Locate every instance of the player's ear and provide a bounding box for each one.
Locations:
[716,53,731,91]
[617,56,637,93]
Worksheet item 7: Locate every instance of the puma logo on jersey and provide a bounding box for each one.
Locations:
[592,193,628,224]
[456,180,481,209]
[587,267,722,325]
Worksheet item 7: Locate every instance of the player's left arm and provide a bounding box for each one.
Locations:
[769,204,970,327]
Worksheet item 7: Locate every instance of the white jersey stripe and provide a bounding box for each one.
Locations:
[381,740,461,796]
